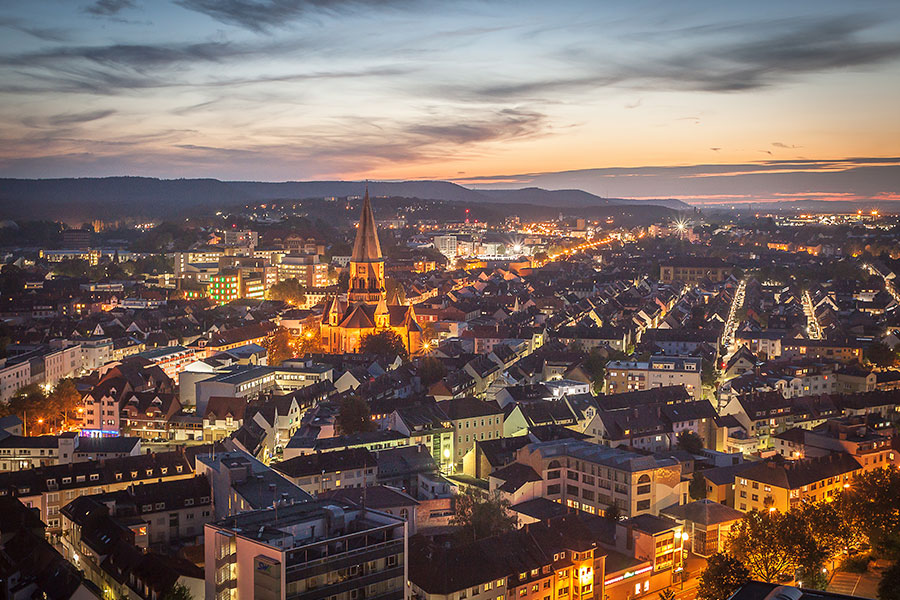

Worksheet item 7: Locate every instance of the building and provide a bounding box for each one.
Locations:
[204,500,408,600]
[0,449,194,533]
[136,345,196,384]
[209,269,242,305]
[278,253,329,288]
[605,356,702,400]
[734,454,863,512]
[435,396,505,465]
[0,357,30,403]
[223,229,259,249]
[0,433,141,472]
[0,497,96,600]
[320,189,423,355]
[659,259,731,283]
[492,439,686,518]
[272,447,377,495]
[409,513,605,600]
[660,499,744,557]
[195,451,311,519]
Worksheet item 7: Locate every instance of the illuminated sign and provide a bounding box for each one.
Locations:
[604,565,653,586]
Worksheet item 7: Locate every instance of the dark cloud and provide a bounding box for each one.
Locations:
[458,15,900,101]
[47,110,116,126]
[0,17,70,42]
[406,109,546,145]
[174,0,407,32]
[83,0,136,17]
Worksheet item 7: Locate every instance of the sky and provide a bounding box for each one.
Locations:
[1,0,899,204]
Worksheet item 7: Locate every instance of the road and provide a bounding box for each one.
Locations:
[719,279,747,364]
[801,290,823,340]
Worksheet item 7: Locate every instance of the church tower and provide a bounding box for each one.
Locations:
[347,187,386,304]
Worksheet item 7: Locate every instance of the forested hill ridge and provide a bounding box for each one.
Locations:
[0,177,689,222]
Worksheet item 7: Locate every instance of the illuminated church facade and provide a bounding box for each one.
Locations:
[320,189,423,355]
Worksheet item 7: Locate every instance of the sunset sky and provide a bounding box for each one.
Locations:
[1,0,899,203]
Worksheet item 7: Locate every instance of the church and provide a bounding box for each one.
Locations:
[320,189,423,355]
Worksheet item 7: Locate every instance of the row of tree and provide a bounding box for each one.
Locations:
[699,466,900,600]
[0,379,82,435]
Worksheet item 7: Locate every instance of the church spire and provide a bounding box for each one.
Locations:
[351,183,382,263]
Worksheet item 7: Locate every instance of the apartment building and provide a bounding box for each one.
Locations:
[205,501,407,600]
[61,475,212,548]
[772,417,894,470]
[734,453,863,512]
[493,439,686,518]
[436,396,505,464]
[659,259,731,284]
[410,512,605,600]
[0,433,140,472]
[605,356,702,400]
[278,253,329,288]
[195,451,311,519]
[272,447,377,496]
[0,450,194,532]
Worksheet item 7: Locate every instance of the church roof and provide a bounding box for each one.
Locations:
[351,187,383,263]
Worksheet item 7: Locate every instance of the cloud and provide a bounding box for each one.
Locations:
[405,109,546,145]
[0,17,70,42]
[772,142,801,149]
[83,0,136,17]
[455,15,900,101]
[174,0,408,32]
[47,110,116,126]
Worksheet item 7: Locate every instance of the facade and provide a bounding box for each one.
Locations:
[272,447,377,496]
[497,440,686,518]
[320,189,423,355]
[0,450,194,533]
[204,501,408,600]
[0,433,141,472]
[734,454,863,512]
[436,396,505,464]
[278,254,329,288]
[604,356,702,400]
[659,259,731,283]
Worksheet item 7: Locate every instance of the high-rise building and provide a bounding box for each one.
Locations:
[205,501,407,600]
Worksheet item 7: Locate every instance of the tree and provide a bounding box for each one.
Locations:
[701,358,717,387]
[837,466,900,558]
[298,327,323,355]
[162,583,194,600]
[728,510,813,583]
[267,278,306,305]
[47,378,82,429]
[335,394,376,435]
[264,327,293,366]
[865,342,898,368]
[450,488,517,543]
[697,553,750,600]
[689,471,707,500]
[677,430,704,454]
[337,270,350,291]
[360,330,408,360]
[417,357,446,387]
[659,589,676,600]
[583,347,607,395]
[878,561,900,600]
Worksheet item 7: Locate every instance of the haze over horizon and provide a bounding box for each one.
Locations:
[2,0,899,205]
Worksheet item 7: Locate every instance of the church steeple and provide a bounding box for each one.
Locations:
[348,184,386,304]
[351,184,382,263]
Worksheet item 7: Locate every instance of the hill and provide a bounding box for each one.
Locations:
[0,177,688,222]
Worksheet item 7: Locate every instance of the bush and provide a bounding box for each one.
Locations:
[841,553,872,574]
